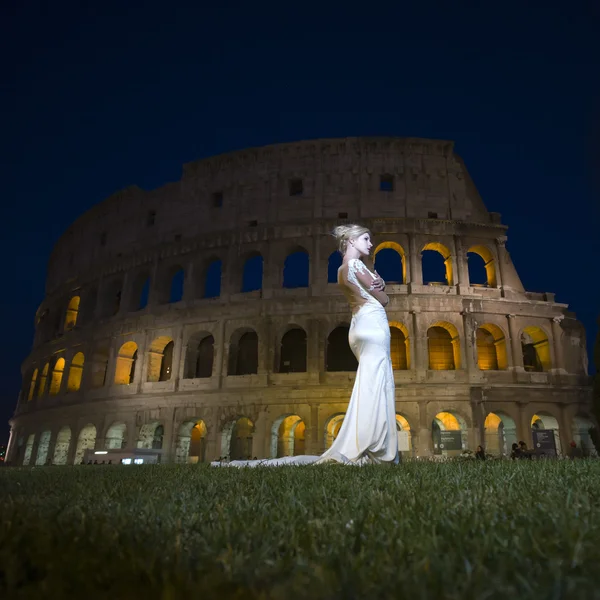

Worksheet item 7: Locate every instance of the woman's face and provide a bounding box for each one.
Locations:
[350,233,372,257]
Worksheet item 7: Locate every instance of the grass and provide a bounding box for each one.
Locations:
[2,460,600,599]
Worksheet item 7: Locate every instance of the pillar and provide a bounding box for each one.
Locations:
[307,403,322,455]
[454,236,470,289]
[411,310,427,372]
[408,235,423,286]
[517,402,531,446]
[506,314,524,370]
[416,400,433,457]
[461,311,477,376]
[183,261,195,302]
[551,316,566,373]
[495,237,508,296]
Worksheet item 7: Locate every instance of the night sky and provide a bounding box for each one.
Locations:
[2,1,599,446]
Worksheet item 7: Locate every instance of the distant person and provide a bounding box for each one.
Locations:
[475,445,486,460]
[510,443,522,460]
[568,441,583,459]
[519,441,531,459]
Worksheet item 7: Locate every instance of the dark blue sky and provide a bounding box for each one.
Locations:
[2,0,599,445]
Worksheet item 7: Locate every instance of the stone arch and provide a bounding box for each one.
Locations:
[531,411,562,455]
[521,325,552,372]
[63,296,80,331]
[137,421,165,450]
[241,252,263,293]
[128,271,151,311]
[90,342,110,388]
[23,433,35,466]
[105,421,127,450]
[422,242,453,286]
[432,410,468,456]
[283,247,309,288]
[52,426,72,465]
[100,277,123,318]
[467,245,497,287]
[49,357,66,395]
[169,266,186,303]
[374,241,406,284]
[571,414,597,457]
[326,324,357,372]
[184,332,214,378]
[270,414,306,457]
[484,411,517,456]
[147,336,175,382]
[27,368,38,401]
[37,362,50,398]
[396,413,412,455]
[221,417,254,460]
[324,413,345,449]
[67,352,85,392]
[327,251,342,283]
[115,342,138,385]
[389,321,410,370]
[278,327,307,373]
[198,257,222,299]
[427,321,461,370]
[35,430,52,465]
[175,419,207,463]
[476,324,508,370]
[74,424,97,464]
[228,328,258,375]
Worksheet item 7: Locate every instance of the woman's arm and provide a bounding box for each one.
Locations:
[354,267,389,307]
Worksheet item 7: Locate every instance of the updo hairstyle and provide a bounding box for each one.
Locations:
[332,224,371,255]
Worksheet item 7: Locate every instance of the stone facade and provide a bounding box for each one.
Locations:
[6,137,596,465]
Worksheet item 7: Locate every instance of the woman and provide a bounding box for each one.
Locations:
[475,445,486,460]
[214,224,399,466]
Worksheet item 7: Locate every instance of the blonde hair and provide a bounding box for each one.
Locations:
[332,224,371,255]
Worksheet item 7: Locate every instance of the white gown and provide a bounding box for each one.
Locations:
[213,258,399,467]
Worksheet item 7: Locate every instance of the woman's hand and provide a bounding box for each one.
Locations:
[371,271,386,292]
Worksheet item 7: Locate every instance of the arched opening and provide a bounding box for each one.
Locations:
[23,434,35,466]
[467,245,497,288]
[324,414,345,449]
[37,363,50,398]
[432,411,467,456]
[242,253,263,293]
[105,422,127,450]
[531,412,562,455]
[422,242,453,286]
[137,422,164,450]
[49,358,65,395]
[63,296,80,330]
[396,414,412,456]
[52,426,72,465]
[271,415,306,457]
[175,420,207,463]
[169,268,185,303]
[74,424,97,464]
[100,278,123,318]
[326,325,358,372]
[35,431,51,465]
[228,329,258,375]
[79,286,97,324]
[202,259,222,298]
[571,415,597,457]
[374,242,406,284]
[283,249,309,288]
[129,272,151,311]
[476,324,507,370]
[90,343,110,388]
[484,411,517,456]
[185,333,214,378]
[327,251,343,283]
[279,328,307,373]
[67,352,85,392]
[389,322,410,370]
[27,368,38,401]
[221,417,254,461]
[427,322,460,370]
[147,337,175,382]
[521,326,551,372]
[114,342,138,385]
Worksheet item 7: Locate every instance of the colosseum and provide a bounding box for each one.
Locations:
[6,137,596,465]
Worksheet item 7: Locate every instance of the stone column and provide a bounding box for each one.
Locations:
[147,257,161,307]
[307,318,320,384]
[213,319,226,386]
[495,237,508,296]
[46,430,58,465]
[160,407,177,464]
[506,315,524,370]
[551,316,566,373]
[126,419,137,450]
[307,403,322,455]
[30,435,40,466]
[66,427,79,465]
[411,310,427,373]
[517,402,531,446]
[183,261,195,302]
[408,235,423,286]
[416,400,432,457]
[461,311,477,375]
[117,270,133,315]
[454,236,470,289]
[170,326,184,391]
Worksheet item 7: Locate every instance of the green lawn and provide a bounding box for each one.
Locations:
[1,460,600,599]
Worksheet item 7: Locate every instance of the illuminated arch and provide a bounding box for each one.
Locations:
[221,417,254,460]
[422,242,453,285]
[432,411,468,456]
[147,336,175,382]
[137,422,165,450]
[74,424,97,464]
[531,411,562,454]
[484,411,517,456]
[389,321,410,369]
[175,420,207,463]
[105,421,127,450]
[35,431,51,465]
[427,321,461,370]
[115,342,138,385]
[66,352,85,392]
[52,426,72,465]
[476,324,507,370]
[228,328,258,375]
[63,296,81,330]
[467,245,497,288]
[373,241,407,284]
[521,326,552,372]
[324,413,345,449]
[49,358,65,396]
[27,368,38,401]
[37,363,50,398]
[271,414,306,457]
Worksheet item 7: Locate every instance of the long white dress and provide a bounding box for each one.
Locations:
[213,258,399,467]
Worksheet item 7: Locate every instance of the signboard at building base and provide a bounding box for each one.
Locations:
[532,429,558,456]
[436,431,463,451]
